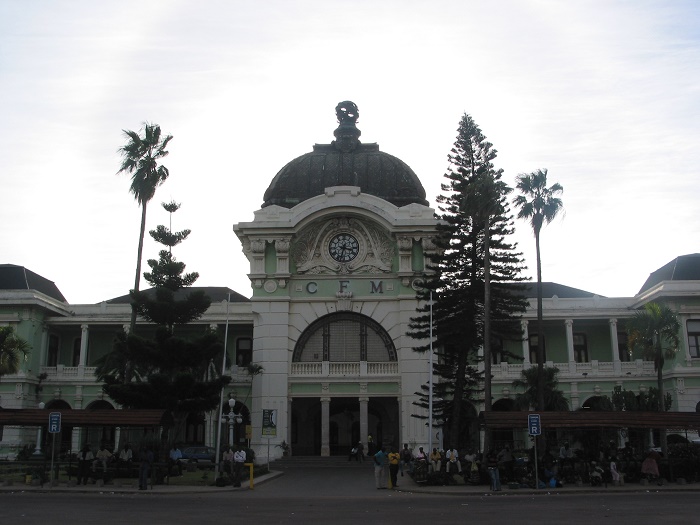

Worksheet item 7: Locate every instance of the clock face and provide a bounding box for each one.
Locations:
[328,233,359,262]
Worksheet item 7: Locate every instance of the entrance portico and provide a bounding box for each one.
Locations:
[290,396,399,456]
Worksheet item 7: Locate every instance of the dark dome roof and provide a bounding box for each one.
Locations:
[638,253,700,294]
[262,101,428,209]
[0,264,66,302]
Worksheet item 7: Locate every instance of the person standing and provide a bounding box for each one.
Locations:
[497,445,514,481]
[486,450,501,491]
[222,445,234,479]
[388,447,400,488]
[367,434,375,456]
[233,446,247,488]
[78,444,94,485]
[373,446,388,489]
[356,441,365,462]
[400,443,413,476]
[168,444,183,477]
[138,446,153,490]
[429,447,442,473]
[445,448,462,474]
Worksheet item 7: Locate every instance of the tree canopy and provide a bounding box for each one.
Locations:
[0,326,29,377]
[409,114,527,449]
[96,202,229,417]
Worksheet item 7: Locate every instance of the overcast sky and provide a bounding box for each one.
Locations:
[1,0,698,304]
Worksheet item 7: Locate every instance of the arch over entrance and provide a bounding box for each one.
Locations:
[293,312,397,362]
[85,400,115,450]
[290,312,400,456]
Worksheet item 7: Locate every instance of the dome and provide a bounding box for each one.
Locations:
[638,253,700,294]
[262,101,428,209]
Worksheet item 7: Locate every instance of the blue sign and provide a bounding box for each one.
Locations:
[528,413,541,436]
[48,412,61,434]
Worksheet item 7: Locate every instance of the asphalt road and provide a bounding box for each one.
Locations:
[2,466,699,524]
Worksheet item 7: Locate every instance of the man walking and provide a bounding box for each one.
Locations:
[373,446,388,489]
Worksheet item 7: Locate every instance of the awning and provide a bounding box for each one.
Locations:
[481,411,700,430]
[0,409,173,427]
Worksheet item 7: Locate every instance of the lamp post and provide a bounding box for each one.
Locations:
[228,397,236,446]
[33,401,45,456]
[228,396,243,447]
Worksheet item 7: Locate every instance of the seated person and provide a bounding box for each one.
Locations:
[559,441,574,468]
[93,444,113,473]
[348,445,359,462]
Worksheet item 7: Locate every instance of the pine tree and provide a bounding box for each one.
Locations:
[96,202,230,437]
[409,114,527,450]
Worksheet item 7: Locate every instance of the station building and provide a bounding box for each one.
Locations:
[2,103,700,460]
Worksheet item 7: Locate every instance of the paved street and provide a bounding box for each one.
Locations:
[2,464,700,524]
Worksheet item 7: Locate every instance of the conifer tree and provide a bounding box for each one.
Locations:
[96,202,230,436]
[409,114,527,449]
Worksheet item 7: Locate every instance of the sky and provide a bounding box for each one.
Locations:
[1,0,699,304]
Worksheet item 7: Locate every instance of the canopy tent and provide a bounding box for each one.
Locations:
[481,411,700,430]
[0,409,173,428]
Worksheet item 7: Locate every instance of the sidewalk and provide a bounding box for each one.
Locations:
[394,472,700,496]
[0,470,284,495]
[2,469,700,496]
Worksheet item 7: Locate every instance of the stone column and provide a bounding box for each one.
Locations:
[79,325,89,365]
[609,318,622,374]
[321,397,330,457]
[565,319,575,373]
[359,396,369,452]
[40,325,48,368]
[521,321,530,365]
[288,397,294,455]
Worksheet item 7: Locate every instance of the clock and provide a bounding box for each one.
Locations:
[328,233,359,262]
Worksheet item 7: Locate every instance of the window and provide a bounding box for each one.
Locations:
[688,320,700,358]
[47,334,59,367]
[293,312,397,362]
[574,334,588,363]
[490,337,504,365]
[618,331,630,362]
[72,338,81,367]
[529,335,546,363]
[236,338,252,366]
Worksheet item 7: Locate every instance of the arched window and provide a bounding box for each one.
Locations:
[293,313,397,362]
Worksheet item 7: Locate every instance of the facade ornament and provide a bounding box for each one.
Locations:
[336,291,353,311]
[293,217,393,275]
[332,101,361,153]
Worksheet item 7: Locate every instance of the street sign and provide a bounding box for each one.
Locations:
[528,413,541,436]
[48,412,61,434]
[262,409,277,437]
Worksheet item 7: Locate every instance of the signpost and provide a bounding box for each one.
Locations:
[262,409,277,471]
[528,414,541,489]
[48,412,61,487]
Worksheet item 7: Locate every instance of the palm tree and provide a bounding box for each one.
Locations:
[0,326,29,377]
[117,122,173,332]
[627,302,680,411]
[513,169,563,411]
[512,366,569,411]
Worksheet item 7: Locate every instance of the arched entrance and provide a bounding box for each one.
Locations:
[290,312,400,456]
[84,400,115,450]
[491,398,517,450]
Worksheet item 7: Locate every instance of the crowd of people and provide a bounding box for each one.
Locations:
[362,439,671,490]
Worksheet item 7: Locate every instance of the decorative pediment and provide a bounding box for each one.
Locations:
[293,217,394,275]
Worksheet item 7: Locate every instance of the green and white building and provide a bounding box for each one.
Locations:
[2,103,700,460]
